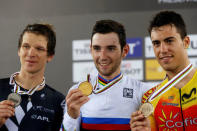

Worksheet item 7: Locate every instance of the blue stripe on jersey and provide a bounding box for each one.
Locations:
[81,117,130,124]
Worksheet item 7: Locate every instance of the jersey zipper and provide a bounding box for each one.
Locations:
[179,89,185,131]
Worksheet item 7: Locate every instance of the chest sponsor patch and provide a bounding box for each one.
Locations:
[123,88,133,98]
[31,114,50,122]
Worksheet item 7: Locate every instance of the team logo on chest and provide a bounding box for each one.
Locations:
[182,87,197,105]
[123,88,133,98]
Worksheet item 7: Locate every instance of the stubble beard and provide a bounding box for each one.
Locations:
[95,59,121,78]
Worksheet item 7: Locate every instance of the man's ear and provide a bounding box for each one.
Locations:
[122,44,129,58]
[47,55,54,63]
[90,42,93,55]
[90,43,92,50]
[17,47,22,57]
[18,50,20,57]
[183,36,190,49]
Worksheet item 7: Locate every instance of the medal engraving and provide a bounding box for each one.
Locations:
[78,81,93,96]
[139,103,154,117]
[7,93,21,107]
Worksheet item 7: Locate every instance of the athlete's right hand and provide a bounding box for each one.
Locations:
[130,111,151,131]
[66,89,89,119]
[0,100,15,127]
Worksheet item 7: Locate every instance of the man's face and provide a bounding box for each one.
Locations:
[91,32,128,79]
[18,32,53,74]
[151,24,190,72]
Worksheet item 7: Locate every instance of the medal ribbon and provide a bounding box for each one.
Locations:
[93,74,123,94]
[10,72,45,96]
[148,63,193,102]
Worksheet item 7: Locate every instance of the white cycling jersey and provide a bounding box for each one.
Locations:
[60,74,152,131]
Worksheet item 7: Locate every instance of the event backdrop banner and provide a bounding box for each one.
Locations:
[72,34,197,83]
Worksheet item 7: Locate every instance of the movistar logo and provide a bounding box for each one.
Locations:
[182,88,196,102]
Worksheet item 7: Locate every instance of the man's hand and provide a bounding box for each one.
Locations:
[0,100,15,127]
[130,111,151,131]
[66,89,89,119]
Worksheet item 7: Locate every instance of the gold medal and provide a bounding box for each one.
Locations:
[139,103,154,117]
[78,81,93,96]
[7,93,21,107]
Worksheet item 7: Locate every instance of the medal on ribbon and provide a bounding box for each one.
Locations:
[8,72,46,107]
[139,102,154,117]
[93,73,123,94]
[78,74,93,96]
[139,63,193,117]
[7,93,21,107]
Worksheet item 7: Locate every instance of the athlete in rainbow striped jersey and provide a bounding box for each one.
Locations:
[60,20,152,131]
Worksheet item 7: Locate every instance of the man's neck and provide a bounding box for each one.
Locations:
[167,68,196,89]
[15,71,44,90]
[98,72,121,82]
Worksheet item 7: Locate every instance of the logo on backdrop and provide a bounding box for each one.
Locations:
[126,38,143,58]
[145,59,165,80]
[72,40,92,61]
[121,60,143,80]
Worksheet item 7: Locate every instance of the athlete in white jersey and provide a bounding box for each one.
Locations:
[60,20,151,131]
[61,74,151,131]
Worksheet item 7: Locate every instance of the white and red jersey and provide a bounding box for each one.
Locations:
[61,74,152,131]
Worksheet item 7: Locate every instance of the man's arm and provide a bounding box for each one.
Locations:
[60,87,89,131]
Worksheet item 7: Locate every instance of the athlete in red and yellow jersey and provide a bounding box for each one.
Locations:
[142,71,197,130]
[130,10,197,131]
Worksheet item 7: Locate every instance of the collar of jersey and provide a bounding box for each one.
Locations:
[93,73,123,94]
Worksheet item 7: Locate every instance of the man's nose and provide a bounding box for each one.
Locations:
[100,49,107,59]
[28,48,36,56]
[160,43,168,53]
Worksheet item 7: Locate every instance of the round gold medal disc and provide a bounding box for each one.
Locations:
[139,103,154,117]
[78,81,93,96]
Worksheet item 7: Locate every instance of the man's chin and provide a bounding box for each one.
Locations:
[25,68,39,74]
[161,65,174,72]
[98,71,112,77]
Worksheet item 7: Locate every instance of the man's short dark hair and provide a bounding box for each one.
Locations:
[148,10,187,40]
[91,20,126,50]
[18,23,56,56]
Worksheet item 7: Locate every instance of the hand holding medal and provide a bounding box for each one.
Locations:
[0,99,15,127]
[67,75,92,119]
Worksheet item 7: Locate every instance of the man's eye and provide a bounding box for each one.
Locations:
[93,47,100,51]
[108,47,115,51]
[37,47,46,51]
[166,39,173,43]
[23,45,30,49]
[152,41,160,47]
